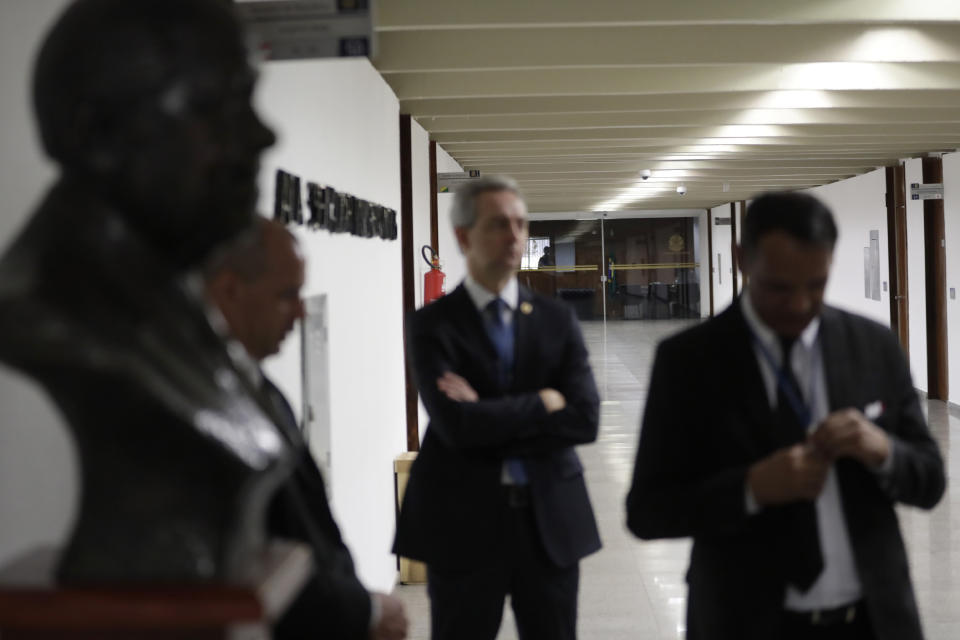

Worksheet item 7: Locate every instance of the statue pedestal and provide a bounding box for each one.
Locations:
[0,542,312,640]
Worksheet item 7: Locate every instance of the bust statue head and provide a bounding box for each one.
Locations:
[32,0,276,267]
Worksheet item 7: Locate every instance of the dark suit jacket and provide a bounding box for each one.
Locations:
[262,377,372,640]
[626,301,945,640]
[395,284,602,570]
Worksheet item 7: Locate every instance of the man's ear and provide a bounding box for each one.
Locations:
[205,271,240,308]
[454,227,470,254]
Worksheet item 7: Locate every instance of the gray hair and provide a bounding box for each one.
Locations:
[204,218,296,282]
[450,175,522,229]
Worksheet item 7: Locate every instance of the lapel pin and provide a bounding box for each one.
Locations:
[520,301,533,315]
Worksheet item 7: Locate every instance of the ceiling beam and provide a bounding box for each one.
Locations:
[376,0,960,30]
[385,63,960,100]
[400,89,960,116]
[376,24,960,72]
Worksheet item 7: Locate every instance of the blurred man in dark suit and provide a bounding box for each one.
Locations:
[207,219,407,640]
[627,191,945,640]
[395,176,601,640]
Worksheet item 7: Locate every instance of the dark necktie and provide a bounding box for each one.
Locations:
[485,298,514,385]
[484,299,527,485]
[776,336,824,592]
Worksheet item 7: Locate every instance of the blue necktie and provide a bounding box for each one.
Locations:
[485,299,527,485]
[485,299,514,385]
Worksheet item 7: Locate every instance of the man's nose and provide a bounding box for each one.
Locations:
[246,106,277,152]
[786,291,812,315]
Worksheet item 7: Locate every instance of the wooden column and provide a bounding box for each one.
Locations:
[922,156,948,401]
[399,114,419,451]
[706,209,714,317]
[730,202,739,298]
[429,141,439,253]
[885,164,909,356]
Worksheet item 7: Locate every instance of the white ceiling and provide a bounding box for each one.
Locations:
[372,0,960,212]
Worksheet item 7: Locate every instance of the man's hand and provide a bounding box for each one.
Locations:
[436,372,478,402]
[538,388,566,413]
[747,444,830,506]
[809,408,891,468]
[370,592,408,640]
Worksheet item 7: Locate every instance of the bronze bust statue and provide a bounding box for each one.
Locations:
[0,0,290,583]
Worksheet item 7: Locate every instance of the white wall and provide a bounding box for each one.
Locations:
[411,121,432,310]
[434,148,466,288]
[254,57,407,592]
[711,204,735,313]
[697,210,710,317]
[905,159,928,392]
[942,153,960,405]
[807,169,890,327]
[0,0,78,568]
[0,0,66,249]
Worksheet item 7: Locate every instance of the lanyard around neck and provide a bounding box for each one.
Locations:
[750,333,818,428]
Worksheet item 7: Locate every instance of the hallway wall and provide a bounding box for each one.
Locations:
[0,0,81,569]
[0,0,65,251]
[807,168,890,326]
[941,153,960,404]
[697,210,710,318]
[254,57,411,591]
[710,204,735,314]
[905,158,929,392]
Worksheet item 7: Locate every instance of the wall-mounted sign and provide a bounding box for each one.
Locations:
[909,182,944,200]
[272,169,397,241]
[237,0,373,61]
[714,217,731,225]
[438,170,481,193]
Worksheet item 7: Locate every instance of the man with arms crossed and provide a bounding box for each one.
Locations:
[395,176,602,640]
[627,191,944,640]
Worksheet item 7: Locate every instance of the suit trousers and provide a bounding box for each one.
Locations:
[426,488,579,640]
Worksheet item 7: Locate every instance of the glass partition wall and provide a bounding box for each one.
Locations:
[522,216,701,322]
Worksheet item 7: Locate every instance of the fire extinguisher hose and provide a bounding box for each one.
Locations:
[421,245,439,269]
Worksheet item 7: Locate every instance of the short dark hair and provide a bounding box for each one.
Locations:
[741,191,838,259]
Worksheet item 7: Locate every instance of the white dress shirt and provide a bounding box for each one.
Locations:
[462,274,519,325]
[740,291,863,610]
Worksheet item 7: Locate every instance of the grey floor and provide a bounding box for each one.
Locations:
[394,319,960,639]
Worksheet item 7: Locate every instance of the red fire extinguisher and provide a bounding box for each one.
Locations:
[422,245,446,305]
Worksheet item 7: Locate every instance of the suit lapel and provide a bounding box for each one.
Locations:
[723,302,782,451]
[512,286,535,388]
[447,283,502,377]
[818,307,852,412]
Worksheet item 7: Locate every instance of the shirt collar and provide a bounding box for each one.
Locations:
[740,289,820,360]
[191,270,264,389]
[463,274,519,313]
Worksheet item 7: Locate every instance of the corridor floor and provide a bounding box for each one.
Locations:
[394,319,960,639]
